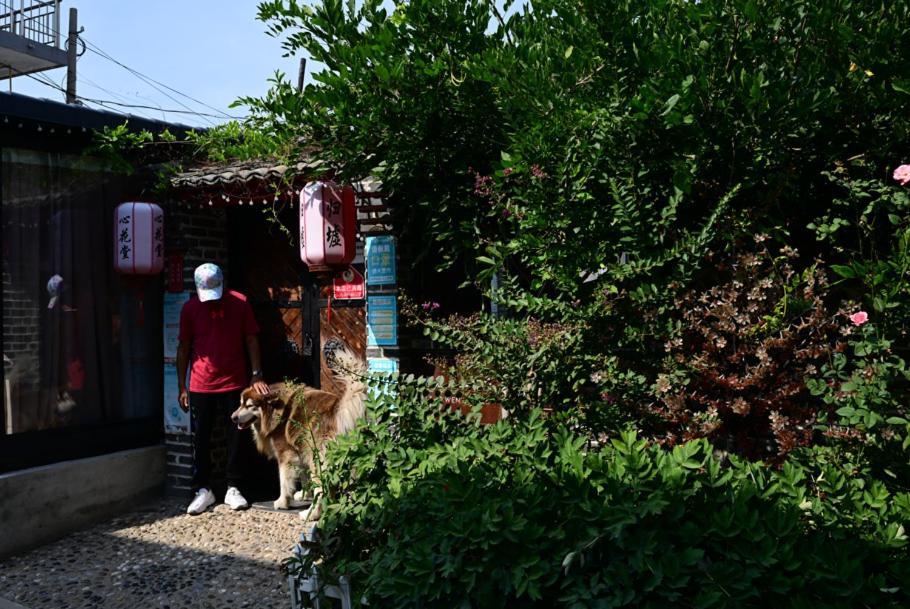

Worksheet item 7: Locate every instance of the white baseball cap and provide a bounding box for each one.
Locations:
[194,263,223,302]
[47,274,64,309]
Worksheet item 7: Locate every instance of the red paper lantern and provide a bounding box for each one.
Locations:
[300,181,356,272]
[114,202,164,274]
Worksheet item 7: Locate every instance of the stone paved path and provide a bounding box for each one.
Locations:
[0,498,301,609]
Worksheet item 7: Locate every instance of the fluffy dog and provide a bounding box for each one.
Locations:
[230,349,366,519]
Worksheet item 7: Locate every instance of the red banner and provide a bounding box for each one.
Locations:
[333,266,365,300]
[166,251,185,293]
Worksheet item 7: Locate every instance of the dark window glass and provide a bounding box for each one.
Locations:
[2,148,162,435]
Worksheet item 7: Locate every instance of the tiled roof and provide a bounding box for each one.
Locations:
[170,158,323,189]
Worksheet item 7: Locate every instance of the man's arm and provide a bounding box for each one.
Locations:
[177,340,191,412]
[245,334,269,395]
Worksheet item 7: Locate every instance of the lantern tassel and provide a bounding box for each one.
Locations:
[327,292,332,324]
[137,286,145,327]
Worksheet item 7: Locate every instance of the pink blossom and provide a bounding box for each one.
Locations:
[421,301,441,312]
[502,167,513,176]
[849,311,868,326]
[893,164,910,186]
[473,173,494,197]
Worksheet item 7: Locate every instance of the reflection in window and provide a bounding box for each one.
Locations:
[2,149,162,434]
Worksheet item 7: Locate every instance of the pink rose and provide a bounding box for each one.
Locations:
[849,311,868,326]
[894,164,910,186]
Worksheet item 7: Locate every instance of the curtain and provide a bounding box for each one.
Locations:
[1,148,162,434]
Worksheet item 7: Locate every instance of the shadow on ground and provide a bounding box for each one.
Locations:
[0,498,300,609]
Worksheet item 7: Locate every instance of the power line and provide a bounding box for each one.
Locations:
[20,71,132,114]
[39,18,242,124]
[81,36,246,120]
[21,71,230,120]
[80,42,216,126]
[80,74,162,121]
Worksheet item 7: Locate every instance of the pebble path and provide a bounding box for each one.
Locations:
[0,499,301,609]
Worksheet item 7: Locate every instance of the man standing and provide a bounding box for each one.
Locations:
[177,263,269,515]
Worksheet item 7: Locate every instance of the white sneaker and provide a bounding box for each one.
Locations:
[186,488,216,515]
[224,486,249,511]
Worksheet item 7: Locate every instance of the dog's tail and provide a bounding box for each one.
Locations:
[329,347,368,435]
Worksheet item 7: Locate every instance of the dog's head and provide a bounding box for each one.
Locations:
[231,385,284,431]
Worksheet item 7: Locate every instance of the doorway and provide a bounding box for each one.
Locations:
[227,206,320,386]
[226,205,320,500]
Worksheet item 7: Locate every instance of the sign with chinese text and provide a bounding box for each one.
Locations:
[333,266,366,300]
[163,291,190,433]
[300,181,356,271]
[365,236,396,285]
[163,291,189,360]
[114,202,164,275]
[163,363,190,433]
[367,294,397,346]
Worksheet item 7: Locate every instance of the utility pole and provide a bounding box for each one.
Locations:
[65,8,78,104]
[297,57,307,92]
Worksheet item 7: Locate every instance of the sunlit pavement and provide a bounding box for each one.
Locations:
[0,499,300,609]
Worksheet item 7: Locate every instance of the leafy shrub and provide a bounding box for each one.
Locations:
[807,321,910,487]
[254,0,910,293]
[402,297,631,436]
[811,167,910,325]
[296,385,910,609]
[650,244,845,461]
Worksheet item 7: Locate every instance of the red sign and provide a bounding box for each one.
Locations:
[333,267,365,300]
[166,251,185,293]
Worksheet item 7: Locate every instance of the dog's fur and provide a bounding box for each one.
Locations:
[230,349,366,519]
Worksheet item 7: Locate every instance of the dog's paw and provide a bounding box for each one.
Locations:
[298,503,322,522]
[273,497,291,510]
[292,489,306,503]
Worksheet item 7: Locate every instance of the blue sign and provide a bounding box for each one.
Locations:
[367,358,399,400]
[367,294,398,346]
[368,357,399,375]
[365,236,396,285]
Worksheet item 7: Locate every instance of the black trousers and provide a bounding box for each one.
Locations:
[190,390,245,492]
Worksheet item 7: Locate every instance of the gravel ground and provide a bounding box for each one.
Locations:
[0,498,302,609]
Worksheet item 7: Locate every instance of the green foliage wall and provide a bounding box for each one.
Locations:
[246,3,910,605]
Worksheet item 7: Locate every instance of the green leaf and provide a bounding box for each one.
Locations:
[660,94,681,116]
[564,46,574,59]
[830,264,856,279]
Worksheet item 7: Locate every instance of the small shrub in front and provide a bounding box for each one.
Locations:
[293,383,910,609]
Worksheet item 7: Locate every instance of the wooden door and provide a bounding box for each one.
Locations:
[227,208,319,386]
[319,295,366,393]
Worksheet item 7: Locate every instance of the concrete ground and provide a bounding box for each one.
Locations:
[0,498,302,609]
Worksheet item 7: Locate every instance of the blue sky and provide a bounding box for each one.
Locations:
[10,1,304,127]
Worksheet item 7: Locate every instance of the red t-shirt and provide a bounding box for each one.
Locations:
[178,290,260,393]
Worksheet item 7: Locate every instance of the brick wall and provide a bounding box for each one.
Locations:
[162,203,230,497]
[1,268,40,387]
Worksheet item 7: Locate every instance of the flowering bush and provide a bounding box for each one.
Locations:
[246,0,910,604]
[645,245,843,460]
